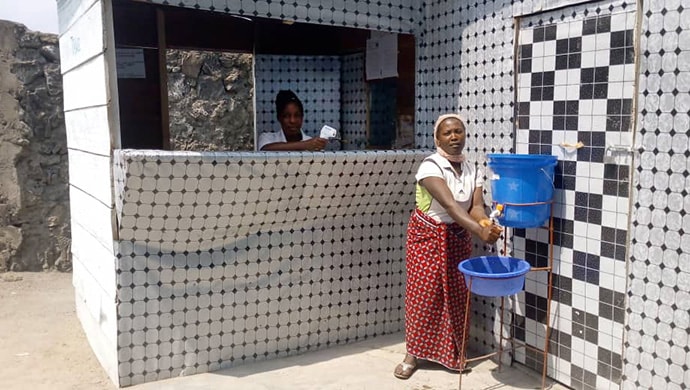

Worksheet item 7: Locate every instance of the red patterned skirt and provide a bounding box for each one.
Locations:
[404,208,472,370]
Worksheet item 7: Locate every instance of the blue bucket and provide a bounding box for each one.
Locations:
[487,154,557,228]
[458,256,531,297]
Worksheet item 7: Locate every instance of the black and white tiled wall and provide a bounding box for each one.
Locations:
[513,1,636,389]
[112,150,422,386]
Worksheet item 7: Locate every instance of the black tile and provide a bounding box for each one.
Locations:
[560,346,572,362]
[611,31,626,48]
[575,191,588,207]
[614,307,625,323]
[624,47,635,64]
[580,84,594,100]
[530,130,541,143]
[599,287,613,304]
[615,229,627,245]
[624,30,634,47]
[607,99,622,115]
[562,161,577,175]
[566,100,579,115]
[580,68,595,83]
[532,72,544,86]
[529,144,541,154]
[556,39,569,54]
[519,102,531,116]
[593,83,608,99]
[591,132,606,147]
[572,322,585,341]
[618,181,629,197]
[562,176,576,190]
[545,25,557,41]
[518,116,530,129]
[542,86,554,101]
[606,115,623,132]
[560,234,574,248]
[586,253,600,270]
[543,71,555,86]
[541,131,553,144]
[595,67,609,82]
[554,101,566,115]
[621,116,631,132]
[596,15,611,34]
[568,53,581,69]
[583,18,597,35]
[615,245,627,261]
[601,226,616,242]
[531,87,542,101]
[597,361,612,380]
[600,242,616,258]
[604,164,618,180]
[534,26,546,42]
[569,37,582,52]
[599,302,614,320]
[566,116,579,130]
[577,146,591,161]
[579,131,592,144]
[573,265,586,281]
[575,206,588,221]
[520,59,532,73]
[610,48,625,65]
[585,327,599,345]
[611,368,622,383]
[521,44,533,59]
[556,54,569,70]
[591,147,605,163]
[586,312,599,329]
[603,180,617,195]
[586,269,600,285]
[622,99,633,114]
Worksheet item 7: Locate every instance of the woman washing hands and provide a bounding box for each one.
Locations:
[394,114,503,380]
[258,90,328,151]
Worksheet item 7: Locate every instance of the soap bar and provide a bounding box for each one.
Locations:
[320,125,338,139]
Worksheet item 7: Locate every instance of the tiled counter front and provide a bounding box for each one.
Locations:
[112,150,425,386]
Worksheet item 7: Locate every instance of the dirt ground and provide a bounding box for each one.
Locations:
[0,272,114,390]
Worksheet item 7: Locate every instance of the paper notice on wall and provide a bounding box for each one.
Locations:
[116,48,146,79]
[366,31,398,80]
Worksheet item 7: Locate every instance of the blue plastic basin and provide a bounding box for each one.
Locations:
[458,256,531,297]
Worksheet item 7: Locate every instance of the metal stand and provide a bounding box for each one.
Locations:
[458,201,554,390]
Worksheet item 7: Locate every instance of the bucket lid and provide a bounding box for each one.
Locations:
[487,153,557,167]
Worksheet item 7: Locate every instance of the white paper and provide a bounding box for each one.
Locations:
[116,48,146,79]
[366,32,398,80]
[320,125,338,139]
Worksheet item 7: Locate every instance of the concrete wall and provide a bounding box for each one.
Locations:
[57,0,120,384]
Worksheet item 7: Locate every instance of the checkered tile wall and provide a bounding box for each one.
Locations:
[112,150,422,386]
[513,2,635,389]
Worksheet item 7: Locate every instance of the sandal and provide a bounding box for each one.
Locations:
[393,362,417,380]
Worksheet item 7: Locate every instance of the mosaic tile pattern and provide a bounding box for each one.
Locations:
[340,53,368,150]
[112,149,424,386]
[254,55,341,151]
[513,2,636,389]
[144,0,422,34]
[624,0,690,389]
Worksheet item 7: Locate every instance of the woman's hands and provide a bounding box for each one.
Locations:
[478,218,502,244]
[302,137,328,151]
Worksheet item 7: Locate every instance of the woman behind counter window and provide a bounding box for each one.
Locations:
[393,113,503,380]
[258,90,328,151]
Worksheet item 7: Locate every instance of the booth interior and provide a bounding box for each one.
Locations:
[112,0,416,151]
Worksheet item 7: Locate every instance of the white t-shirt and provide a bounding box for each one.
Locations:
[415,153,485,223]
[257,130,311,151]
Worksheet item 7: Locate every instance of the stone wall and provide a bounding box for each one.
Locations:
[167,50,254,151]
[0,20,70,272]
